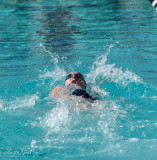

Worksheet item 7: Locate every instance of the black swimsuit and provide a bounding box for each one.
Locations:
[71,89,99,102]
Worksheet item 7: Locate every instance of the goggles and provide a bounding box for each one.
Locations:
[65,74,84,81]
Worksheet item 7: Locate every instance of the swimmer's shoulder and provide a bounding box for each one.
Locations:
[50,85,65,97]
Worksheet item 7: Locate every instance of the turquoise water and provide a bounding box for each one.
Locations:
[0,0,157,159]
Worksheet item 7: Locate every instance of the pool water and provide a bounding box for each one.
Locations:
[0,0,157,159]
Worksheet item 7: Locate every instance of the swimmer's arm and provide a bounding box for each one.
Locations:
[49,85,63,97]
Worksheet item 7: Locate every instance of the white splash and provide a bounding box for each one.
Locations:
[128,138,139,142]
[41,101,71,136]
[39,66,67,80]
[0,94,39,111]
[87,45,143,86]
[40,43,59,65]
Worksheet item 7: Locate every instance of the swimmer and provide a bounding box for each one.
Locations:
[50,71,99,102]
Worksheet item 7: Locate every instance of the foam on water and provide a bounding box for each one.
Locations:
[1,1,157,159]
[21,44,156,159]
[28,93,128,159]
[87,45,143,86]
[1,42,156,159]
[0,52,156,160]
[0,94,39,111]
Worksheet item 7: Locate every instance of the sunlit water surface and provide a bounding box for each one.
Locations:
[0,0,157,159]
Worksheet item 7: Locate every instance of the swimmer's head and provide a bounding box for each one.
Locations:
[64,71,86,90]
